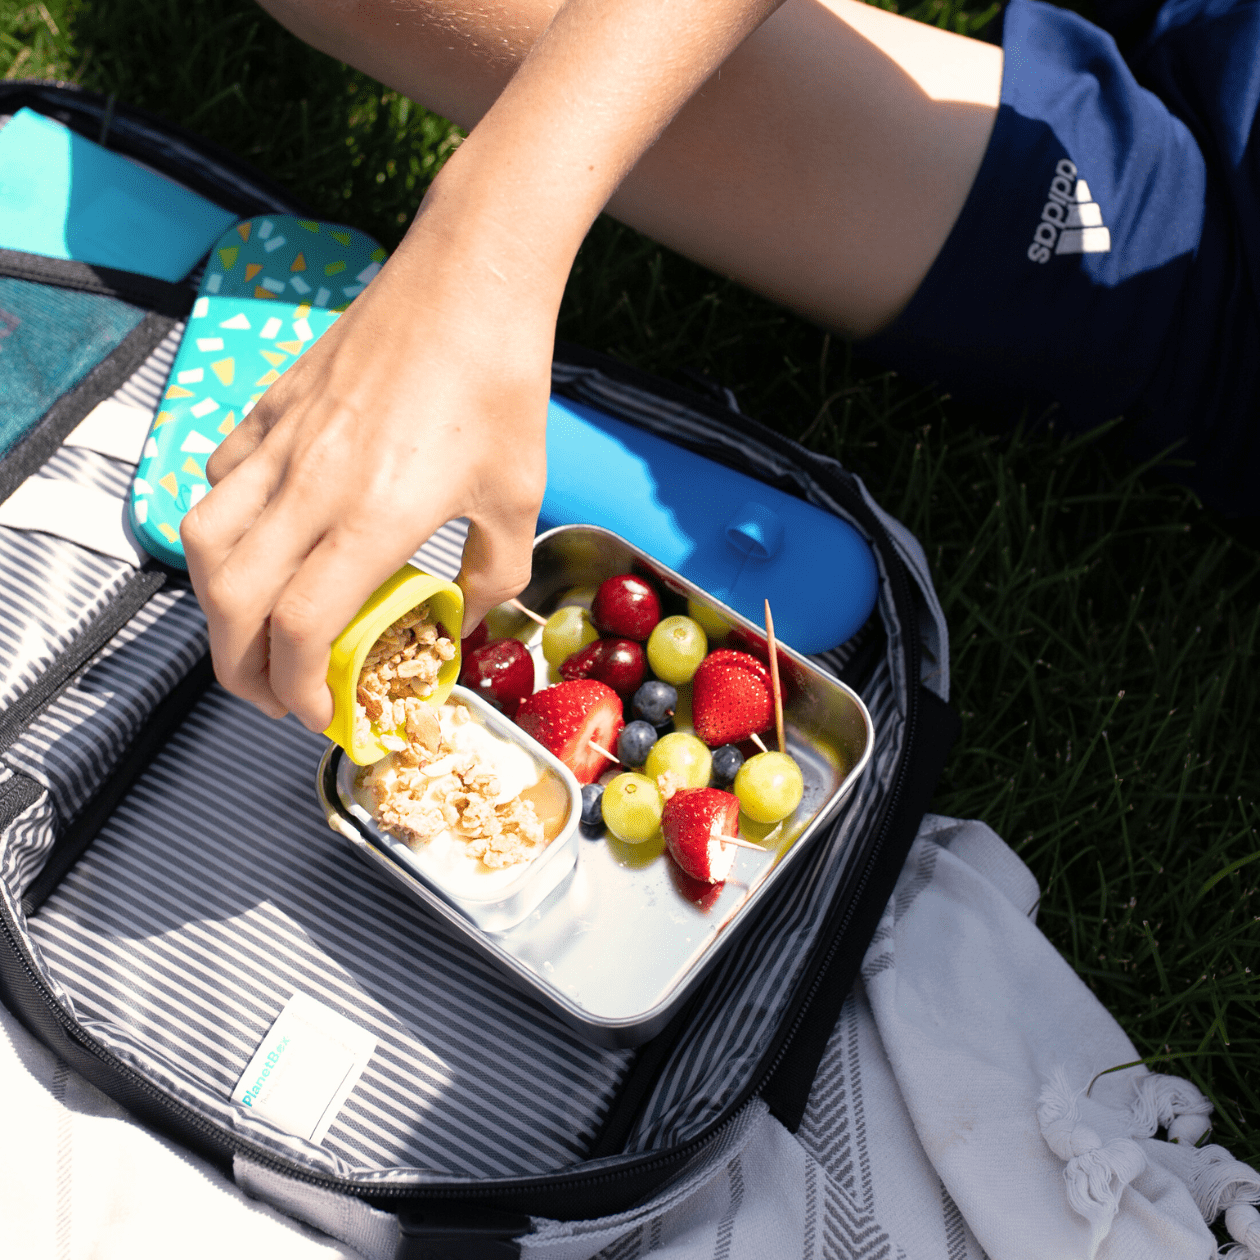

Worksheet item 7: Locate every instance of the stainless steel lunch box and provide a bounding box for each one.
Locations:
[317,525,874,1047]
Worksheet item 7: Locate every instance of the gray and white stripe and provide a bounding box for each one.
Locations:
[0,527,134,713]
[107,321,182,420]
[4,587,208,820]
[0,324,182,718]
[29,686,632,1178]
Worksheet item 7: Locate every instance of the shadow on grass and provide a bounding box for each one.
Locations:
[68,0,462,249]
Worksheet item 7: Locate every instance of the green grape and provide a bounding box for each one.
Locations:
[541,605,599,667]
[601,773,664,843]
[686,598,730,643]
[644,732,712,790]
[733,752,804,824]
[646,615,708,684]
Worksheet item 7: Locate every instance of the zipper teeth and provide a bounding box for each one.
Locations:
[0,478,922,1207]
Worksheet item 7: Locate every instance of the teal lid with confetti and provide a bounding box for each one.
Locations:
[129,215,386,568]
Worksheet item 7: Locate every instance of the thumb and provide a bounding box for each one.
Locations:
[456,512,538,634]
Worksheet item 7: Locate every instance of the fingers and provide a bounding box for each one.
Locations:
[183,442,296,716]
[205,407,266,485]
[205,340,323,484]
[266,523,431,731]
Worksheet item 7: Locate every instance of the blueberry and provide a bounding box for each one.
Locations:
[617,720,658,767]
[580,783,605,828]
[632,680,677,727]
[711,744,745,786]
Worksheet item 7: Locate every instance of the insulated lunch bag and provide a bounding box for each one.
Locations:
[0,83,958,1257]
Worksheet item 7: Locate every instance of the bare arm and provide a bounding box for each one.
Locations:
[183,0,787,731]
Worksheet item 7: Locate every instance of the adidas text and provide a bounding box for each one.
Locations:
[1027,159,1112,263]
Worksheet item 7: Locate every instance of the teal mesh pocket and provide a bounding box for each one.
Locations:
[0,278,145,458]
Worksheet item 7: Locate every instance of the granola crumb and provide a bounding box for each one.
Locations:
[357,700,547,872]
[656,770,686,801]
[355,602,456,738]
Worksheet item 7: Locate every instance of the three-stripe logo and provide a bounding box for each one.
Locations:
[1027,158,1112,263]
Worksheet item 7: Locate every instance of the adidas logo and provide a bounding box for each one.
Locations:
[1027,159,1111,263]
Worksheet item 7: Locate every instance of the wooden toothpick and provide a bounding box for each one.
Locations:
[716,834,769,852]
[588,739,620,764]
[749,732,769,754]
[764,599,786,754]
[509,597,548,627]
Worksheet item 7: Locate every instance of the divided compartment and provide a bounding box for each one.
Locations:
[334,686,583,931]
[319,525,874,1047]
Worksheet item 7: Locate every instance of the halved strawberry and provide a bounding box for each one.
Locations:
[662,787,741,883]
[515,680,625,784]
[691,649,774,747]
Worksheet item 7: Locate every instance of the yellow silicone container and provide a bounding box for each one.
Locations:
[324,565,464,766]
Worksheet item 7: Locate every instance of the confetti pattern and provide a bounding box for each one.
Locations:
[129,216,386,568]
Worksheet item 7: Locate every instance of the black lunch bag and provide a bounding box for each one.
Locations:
[0,82,957,1258]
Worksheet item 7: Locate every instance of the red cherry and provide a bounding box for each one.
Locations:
[591,575,661,641]
[559,638,646,697]
[461,619,490,656]
[459,639,534,717]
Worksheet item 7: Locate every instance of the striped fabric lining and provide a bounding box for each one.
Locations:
[108,321,182,416]
[4,587,208,824]
[35,445,134,499]
[411,518,468,583]
[0,527,134,712]
[28,685,632,1179]
[0,322,181,717]
[0,786,55,906]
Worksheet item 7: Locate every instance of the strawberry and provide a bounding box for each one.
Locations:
[662,787,741,883]
[515,680,624,785]
[691,649,774,747]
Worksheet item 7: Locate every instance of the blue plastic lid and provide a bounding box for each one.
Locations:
[540,398,879,654]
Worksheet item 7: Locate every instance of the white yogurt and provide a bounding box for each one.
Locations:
[354,702,551,900]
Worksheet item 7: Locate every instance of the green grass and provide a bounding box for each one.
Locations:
[5,0,1259,1176]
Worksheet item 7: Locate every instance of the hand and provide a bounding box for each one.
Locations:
[181,221,554,732]
[185,0,789,733]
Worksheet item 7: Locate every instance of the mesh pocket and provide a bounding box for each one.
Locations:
[0,278,144,458]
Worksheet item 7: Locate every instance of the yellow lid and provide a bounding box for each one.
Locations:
[324,565,464,765]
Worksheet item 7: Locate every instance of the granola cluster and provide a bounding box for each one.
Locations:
[655,770,686,802]
[361,704,544,869]
[355,602,457,748]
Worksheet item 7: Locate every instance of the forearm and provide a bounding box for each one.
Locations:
[390,0,786,305]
